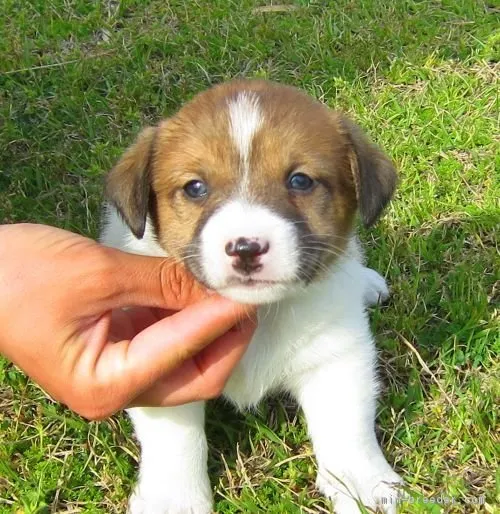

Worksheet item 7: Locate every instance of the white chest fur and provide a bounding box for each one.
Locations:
[223,257,372,409]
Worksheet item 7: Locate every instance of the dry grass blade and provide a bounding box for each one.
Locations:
[252,5,299,14]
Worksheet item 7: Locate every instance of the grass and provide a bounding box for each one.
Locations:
[0,0,498,512]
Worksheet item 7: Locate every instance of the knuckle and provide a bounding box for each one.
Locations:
[63,384,115,421]
[159,259,201,306]
[164,261,184,303]
[79,406,109,421]
[73,400,112,421]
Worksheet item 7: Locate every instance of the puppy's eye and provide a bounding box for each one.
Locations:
[183,180,208,199]
[287,172,315,192]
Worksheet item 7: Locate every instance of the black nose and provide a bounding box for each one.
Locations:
[225,237,269,259]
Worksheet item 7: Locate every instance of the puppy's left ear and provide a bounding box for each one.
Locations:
[338,116,397,227]
[105,126,157,239]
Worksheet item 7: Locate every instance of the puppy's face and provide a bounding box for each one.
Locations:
[106,80,396,304]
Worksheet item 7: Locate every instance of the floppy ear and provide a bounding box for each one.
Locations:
[105,126,157,239]
[339,117,397,227]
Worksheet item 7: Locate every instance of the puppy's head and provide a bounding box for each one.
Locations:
[106,80,396,304]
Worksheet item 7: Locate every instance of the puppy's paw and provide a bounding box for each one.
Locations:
[128,489,212,514]
[362,268,390,307]
[317,465,403,514]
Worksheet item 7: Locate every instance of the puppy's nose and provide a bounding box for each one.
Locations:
[225,237,270,275]
[225,237,269,259]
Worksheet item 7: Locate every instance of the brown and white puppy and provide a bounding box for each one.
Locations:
[101,80,402,514]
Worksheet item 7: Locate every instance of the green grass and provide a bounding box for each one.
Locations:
[0,0,498,512]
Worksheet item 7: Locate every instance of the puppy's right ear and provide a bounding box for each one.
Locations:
[105,127,157,239]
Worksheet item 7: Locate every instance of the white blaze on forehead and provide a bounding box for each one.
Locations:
[228,92,262,193]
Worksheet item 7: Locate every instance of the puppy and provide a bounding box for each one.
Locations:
[101,79,402,514]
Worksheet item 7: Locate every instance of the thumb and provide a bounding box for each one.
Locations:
[91,296,254,411]
[99,246,210,311]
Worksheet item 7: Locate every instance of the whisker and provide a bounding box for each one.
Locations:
[295,229,354,242]
[298,246,342,257]
[298,245,346,259]
[299,248,359,282]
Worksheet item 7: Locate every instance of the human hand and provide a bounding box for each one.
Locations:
[0,224,256,419]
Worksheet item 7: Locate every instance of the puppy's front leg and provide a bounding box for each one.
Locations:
[362,267,390,307]
[292,346,402,514]
[127,403,212,514]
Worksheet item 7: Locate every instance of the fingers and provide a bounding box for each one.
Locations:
[100,248,211,311]
[130,317,257,407]
[88,296,255,415]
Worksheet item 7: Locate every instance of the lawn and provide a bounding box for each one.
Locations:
[0,1,498,512]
